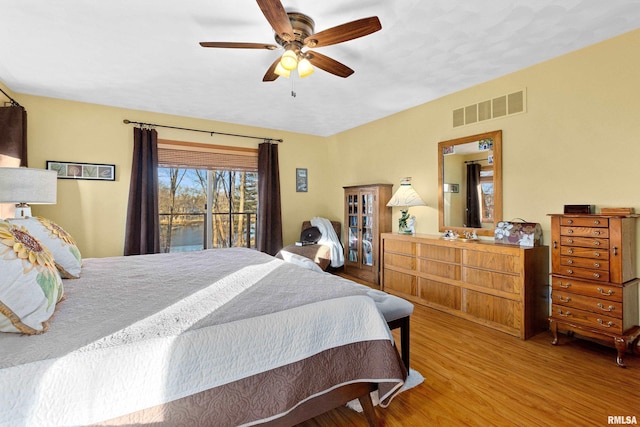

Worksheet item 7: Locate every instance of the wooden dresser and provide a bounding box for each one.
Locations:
[548,214,640,367]
[381,233,549,339]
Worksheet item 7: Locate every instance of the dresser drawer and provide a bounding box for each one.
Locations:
[383,269,416,296]
[418,277,461,310]
[417,258,460,280]
[560,256,609,271]
[555,266,609,282]
[560,246,609,260]
[551,276,622,302]
[384,239,414,256]
[463,267,521,294]
[561,226,609,238]
[384,252,414,270]
[560,236,609,248]
[552,290,623,319]
[463,250,520,274]
[417,244,459,263]
[552,304,622,334]
[561,217,608,228]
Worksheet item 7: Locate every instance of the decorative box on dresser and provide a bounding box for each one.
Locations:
[548,214,640,367]
[343,184,393,285]
[381,233,549,339]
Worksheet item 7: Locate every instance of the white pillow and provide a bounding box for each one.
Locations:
[0,220,64,334]
[7,216,82,278]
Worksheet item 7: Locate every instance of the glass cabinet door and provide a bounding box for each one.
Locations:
[347,193,359,263]
[361,193,374,266]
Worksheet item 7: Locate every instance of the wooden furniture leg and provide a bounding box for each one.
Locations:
[549,318,559,345]
[358,392,380,427]
[387,316,410,370]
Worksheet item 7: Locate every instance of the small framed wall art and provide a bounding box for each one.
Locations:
[47,161,115,181]
[296,168,308,192]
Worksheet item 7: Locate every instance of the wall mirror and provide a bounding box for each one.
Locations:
[438,130,502,237]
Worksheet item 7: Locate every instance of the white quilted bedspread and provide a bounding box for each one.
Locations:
[0,248,395,427]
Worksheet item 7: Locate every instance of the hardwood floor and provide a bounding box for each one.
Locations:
[298,281,640,426]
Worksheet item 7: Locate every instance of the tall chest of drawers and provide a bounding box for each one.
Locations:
[548,214,640,366]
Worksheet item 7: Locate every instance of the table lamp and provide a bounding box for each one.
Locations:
[386,177,425,234]
[0,167,57,217]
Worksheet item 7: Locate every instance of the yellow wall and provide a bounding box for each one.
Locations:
[3,28,640,269]
[0,93,329,257]
[326,29,640,261]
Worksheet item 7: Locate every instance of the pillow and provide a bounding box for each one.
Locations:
[0,220,64,334]
[7,216,82,278]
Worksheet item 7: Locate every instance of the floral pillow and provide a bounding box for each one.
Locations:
[7,216,82,279]
[0,220,64,334]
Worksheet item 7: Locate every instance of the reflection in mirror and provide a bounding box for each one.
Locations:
[438,130,502,237]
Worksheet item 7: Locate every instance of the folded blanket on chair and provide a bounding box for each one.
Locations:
[311,217,345,268]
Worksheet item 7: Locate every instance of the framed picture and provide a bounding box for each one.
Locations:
[47,161,115,181]
[296,168,308,192]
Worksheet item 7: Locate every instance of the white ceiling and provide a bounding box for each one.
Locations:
[2,1,640,137]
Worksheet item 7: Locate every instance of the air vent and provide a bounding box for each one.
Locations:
[453,89,526,127]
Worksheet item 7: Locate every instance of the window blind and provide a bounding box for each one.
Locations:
[157,139,258,171]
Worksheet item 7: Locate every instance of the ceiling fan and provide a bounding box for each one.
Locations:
[200,0,382,81]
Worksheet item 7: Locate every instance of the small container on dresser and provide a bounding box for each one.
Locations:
[548,213,640,367]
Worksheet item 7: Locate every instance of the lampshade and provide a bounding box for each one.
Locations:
[274,61,291,78]
[280,49,298,71]
[297,58,314,78]
[0,167,57,217]
[386,177,426,207]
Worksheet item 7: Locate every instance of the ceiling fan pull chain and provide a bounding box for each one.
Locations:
[291,79,296,98]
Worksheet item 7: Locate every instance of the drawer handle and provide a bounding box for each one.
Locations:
[593,219,600,225]
[593,262,600,268]
[593,273,600,279]
[553,241,558,249]
[567,239,574,244]
[597,303,615,312]
[593,230,600,236]
[567,219,573,224]
[559,282,572,289]
[558,295,571,302]
[593,241,600,246]
[567,229,574,234]
[613,246,618,256]
[557,310,571,317]
[597,319,614,328]
[567,269,573,274]
[567,248,573,254]
[597,287,614,296]
[567,259,573,264]
[594,252,600,257]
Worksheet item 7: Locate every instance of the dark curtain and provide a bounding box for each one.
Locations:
[257,142,283,256]
[124,127,160,255]
[465,163,481,228]
[0,106,28,166]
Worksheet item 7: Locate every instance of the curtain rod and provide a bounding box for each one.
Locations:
[122,119,283,143]
[0,87,22,107]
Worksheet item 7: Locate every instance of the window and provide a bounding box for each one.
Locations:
[157,140,258,252]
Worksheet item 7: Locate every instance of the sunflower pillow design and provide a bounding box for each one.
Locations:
[0,220,64,334]
[7,216,82,278]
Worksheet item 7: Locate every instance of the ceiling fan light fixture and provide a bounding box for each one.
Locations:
[274,61,291,78]
[280,49,298,71]
[297,58,314,78]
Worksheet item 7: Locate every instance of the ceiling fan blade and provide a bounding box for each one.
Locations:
[262,57,281,82]
[199,42,278,50]
[306,51,354,78]
[256,0,294,41]
[305,17,381,48]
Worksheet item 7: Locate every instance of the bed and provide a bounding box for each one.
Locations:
[0,247,406,426]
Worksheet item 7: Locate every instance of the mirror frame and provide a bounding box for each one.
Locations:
[438,130,502,237]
